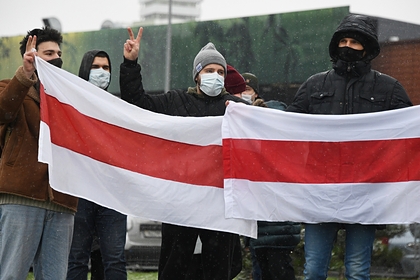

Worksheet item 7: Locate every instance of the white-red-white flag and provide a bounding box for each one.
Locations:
[35,56,257,238]
[223,102,420,225]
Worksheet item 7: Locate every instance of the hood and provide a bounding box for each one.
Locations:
[78,49,111,89]
[329,14,380,62]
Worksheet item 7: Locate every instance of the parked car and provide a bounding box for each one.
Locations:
[388,224,420,277]
[125,215,162,270]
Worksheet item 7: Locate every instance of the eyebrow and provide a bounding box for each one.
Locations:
[203,66,223,71]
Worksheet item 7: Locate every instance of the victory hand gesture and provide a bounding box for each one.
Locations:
[124,27,143,61]
[23,35,37,79]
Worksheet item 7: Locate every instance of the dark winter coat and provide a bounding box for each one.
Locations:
[119,58,247,116]
[286,14,412,114]
[250,221,301,250]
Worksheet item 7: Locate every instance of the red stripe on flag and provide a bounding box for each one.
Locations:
[223,138,420,184]
[40,86,223,188]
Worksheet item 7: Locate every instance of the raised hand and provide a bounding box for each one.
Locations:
[23,35,37,79]
[124,27,143,61]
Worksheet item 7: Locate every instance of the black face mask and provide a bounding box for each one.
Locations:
[337,47,365,62]
[33,58,63,93]
[47,57,63,68]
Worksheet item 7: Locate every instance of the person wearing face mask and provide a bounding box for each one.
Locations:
[240,72,269,108]
[119,27,247,280]
[241,72,261,104]
[78,50,112,90]
[0,27,78,280]
[67,50,127,280]
[286,14,413,280]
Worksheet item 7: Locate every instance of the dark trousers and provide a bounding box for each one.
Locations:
[254,248,295,280]
[90,249,105,280]
[158,223,238,280]
[67,199,127,280]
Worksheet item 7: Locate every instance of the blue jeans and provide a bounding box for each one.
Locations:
[67,199,127,279]
[304,223,376,280]
[0,204,74,280]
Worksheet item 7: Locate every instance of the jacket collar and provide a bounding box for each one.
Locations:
[333,59,371,77]
[28,83,40,104]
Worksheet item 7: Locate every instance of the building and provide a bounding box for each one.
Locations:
[138,0,202,25]
[1,6,419,104]
[370,16,420,105]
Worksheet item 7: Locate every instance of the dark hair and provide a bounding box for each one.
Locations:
[95,51,108,58]
[19,27,63,57]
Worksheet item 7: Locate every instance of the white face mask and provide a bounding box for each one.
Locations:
[241,93,254,104]
[89,68,111,89]
[199,72,224,97]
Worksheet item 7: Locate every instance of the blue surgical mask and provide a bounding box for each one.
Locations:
[199,72,224,97]
[89,68,111,89]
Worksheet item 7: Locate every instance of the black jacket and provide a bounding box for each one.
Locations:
[287,14,412,114]
[286,65,412,114]
[250,221,301,250]
[119,58,246,116]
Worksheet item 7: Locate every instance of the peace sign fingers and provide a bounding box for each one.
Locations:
[22,35,37,79]
[124,27,144,61]
[134,27,143,44]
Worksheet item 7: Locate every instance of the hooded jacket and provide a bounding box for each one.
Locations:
[78,49,112,90]
[0,66,78,211]
[287,14,412,114]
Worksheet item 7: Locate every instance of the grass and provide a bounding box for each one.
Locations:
[126,271,158,279]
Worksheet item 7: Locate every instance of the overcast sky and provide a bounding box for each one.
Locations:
[1,0,419,38]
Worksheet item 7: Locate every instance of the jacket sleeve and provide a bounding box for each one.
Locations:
[0,66,37,124]
[390,81,413,109]
[285,80,310,113]
[119,57,171,114]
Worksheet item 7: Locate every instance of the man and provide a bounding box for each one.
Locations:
[233,71,301,280]
[0,27,78,280]
[67,50,127,279]
[120,27,246,280]
[286,14,413,279]
[241,72,260,104]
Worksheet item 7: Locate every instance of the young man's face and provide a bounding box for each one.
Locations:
[195,63,225,84]
[338,37,364,50]
[91,57,110,72]
[36,41,62,61]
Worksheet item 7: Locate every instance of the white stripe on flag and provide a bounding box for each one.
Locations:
[223,102,420,141]
[224,179,420,224]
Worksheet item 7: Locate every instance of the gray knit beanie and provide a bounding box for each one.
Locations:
[192,42,227,81]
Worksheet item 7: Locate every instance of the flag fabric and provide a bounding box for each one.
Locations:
[222,102,420,225]
[35,56,257,238]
